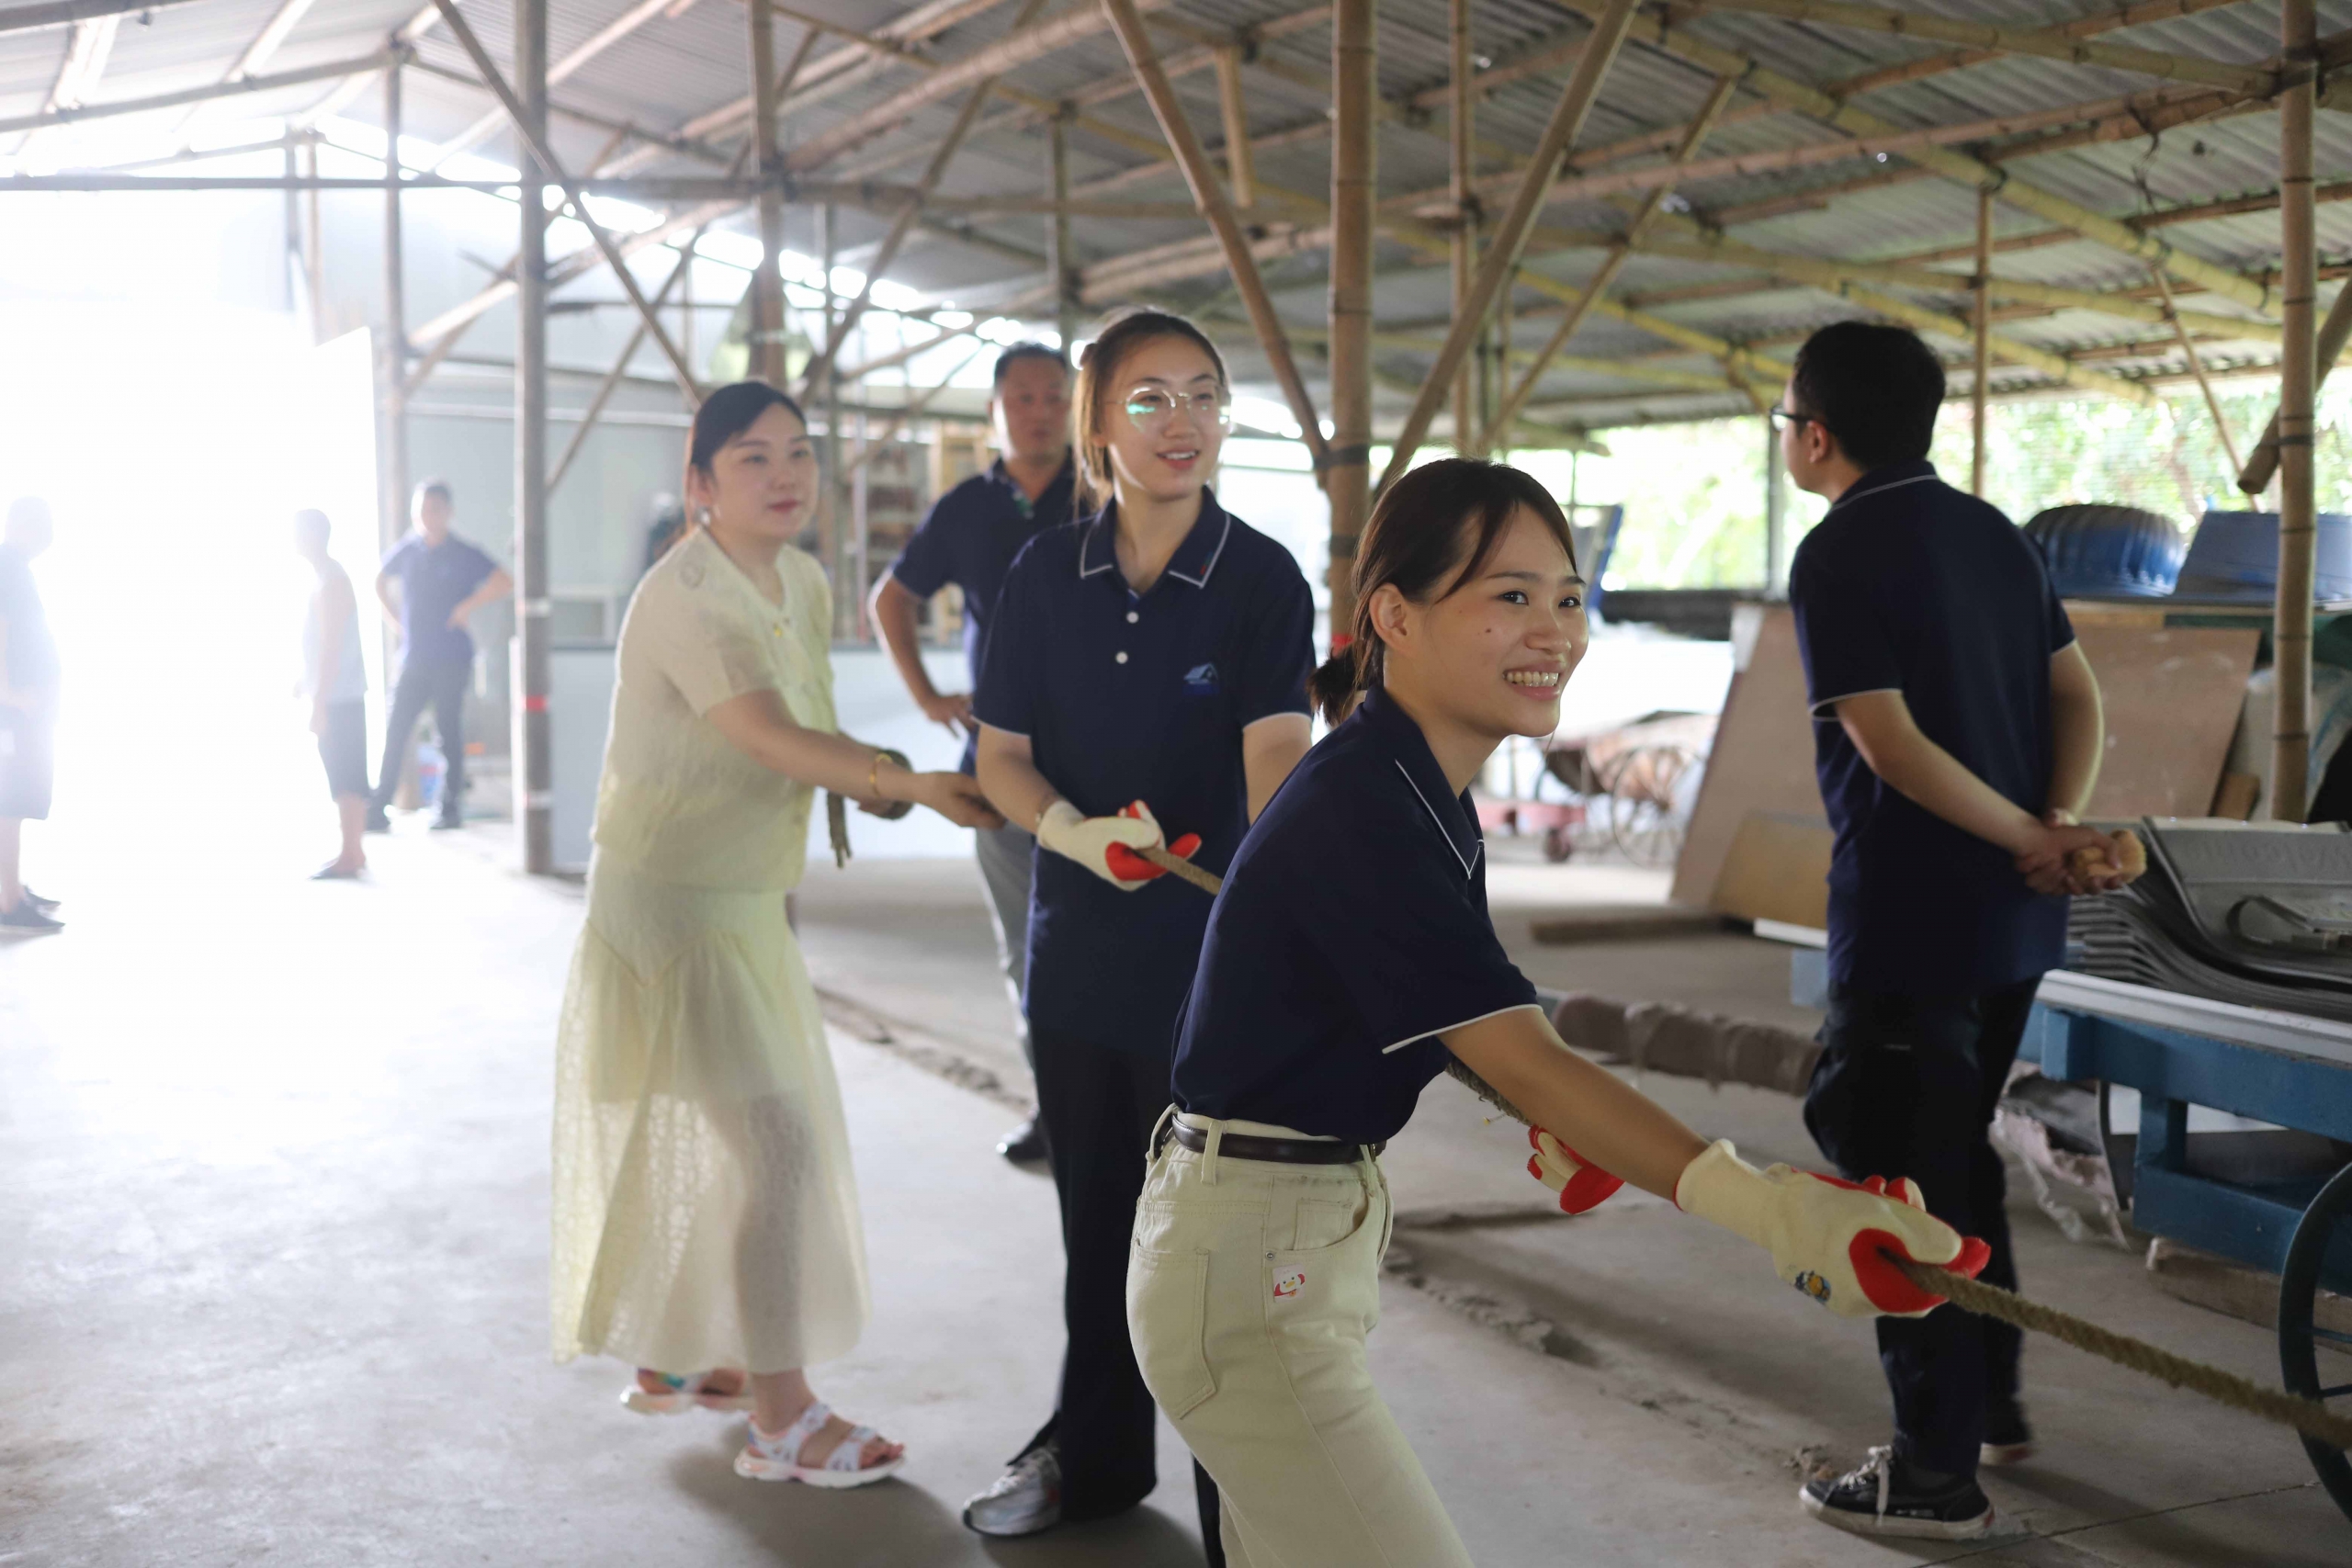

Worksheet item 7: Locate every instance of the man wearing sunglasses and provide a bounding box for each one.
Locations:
[874,343,1076,1166]
[1775,321,2127,1540]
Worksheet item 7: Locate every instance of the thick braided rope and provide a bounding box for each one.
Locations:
[1133,842,2352,1453]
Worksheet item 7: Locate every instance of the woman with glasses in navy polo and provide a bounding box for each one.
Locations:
[964,308,1316,1555]
[1130,457,1992,1565]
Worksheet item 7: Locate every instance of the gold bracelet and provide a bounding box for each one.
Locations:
[869,750,889,799]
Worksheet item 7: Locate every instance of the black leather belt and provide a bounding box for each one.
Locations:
[1164,1121,1381,1165]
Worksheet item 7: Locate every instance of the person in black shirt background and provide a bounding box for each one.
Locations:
[1777,321,2139,1540]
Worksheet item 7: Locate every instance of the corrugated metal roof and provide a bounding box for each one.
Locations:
[4,0,2347,429]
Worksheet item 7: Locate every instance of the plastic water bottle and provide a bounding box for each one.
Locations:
[418,740,446,813]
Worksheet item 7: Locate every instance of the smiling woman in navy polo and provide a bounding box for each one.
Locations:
[967,309,1314,1553]
[1128,457,1990,1567]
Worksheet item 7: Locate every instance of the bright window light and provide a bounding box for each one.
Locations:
[1231,395,1302,440]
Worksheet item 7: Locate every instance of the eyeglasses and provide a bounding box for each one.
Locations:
[1767,403,1817,432]
[1123,386,1231,434]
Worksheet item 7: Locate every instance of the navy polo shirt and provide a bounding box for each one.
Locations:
[1789,459,2075,997]
[972,491,1314,1055]
[1171,686,1543,1144]
[381,532,499,666]
[889,455,1076,772]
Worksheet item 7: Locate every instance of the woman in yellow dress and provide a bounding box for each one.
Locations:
[551,380,1000,1487]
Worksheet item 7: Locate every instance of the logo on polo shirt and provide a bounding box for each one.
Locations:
[1273,1270,1305,1300]
[1182,662,1220,697]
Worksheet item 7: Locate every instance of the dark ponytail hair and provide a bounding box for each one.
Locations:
[1072,307,1228,510]
[687,378,808,481]
[1308,457,1578,726]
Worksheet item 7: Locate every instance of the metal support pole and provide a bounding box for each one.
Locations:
[1329,0,1374,638]
[1972,185,1991,497]
[1449,0,1475,452]
[750,0,786,385]
[300,132,325,342]
[1764,413,1785,592]
[1049,107,1076,349]
[2277,0,2317,823]
[514,0,552,874]
[380,56,410,555]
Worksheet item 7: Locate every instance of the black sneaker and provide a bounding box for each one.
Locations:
[1801,1447,1997,1540]
[0,899,63,935]
[997,1115,1048,1165]
[364,807,392,834]
[20,886,59,912]
[1982,1405,2034,1467]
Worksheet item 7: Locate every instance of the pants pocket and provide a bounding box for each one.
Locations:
[1128,1246,1216,1420]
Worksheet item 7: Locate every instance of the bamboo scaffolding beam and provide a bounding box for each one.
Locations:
[550,236,704,492]
[1972,187,1991,496]
[1477,73,1739,453]
[431,0,703,405]
[0,0,202,36]
[1102,0,1330,473]
[843,344,989,471]
[514,0,552,875]
[1212,45,1256,210]
[1328,0,1374,627]
[1050,109,1077,348]
[2151,265,2245,477]
[2239,281,2352,491]
[381,57,410,553]
[1673,0,2269,94]
[430,0,677,169]
[2277,0,2318,822]
[1552,0,2278,316]
[1376,0,1640,492]
[749,0,785,385]
[1450,0,1476,450]
[0,47,395,139]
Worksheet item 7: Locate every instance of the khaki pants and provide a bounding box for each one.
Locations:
[1126,1111,1475,1568]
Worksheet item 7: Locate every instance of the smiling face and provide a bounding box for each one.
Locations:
[1095,333,1227,506]
[686,400,819,546]
[1374,504,1589,745]
[992,355,1071,467]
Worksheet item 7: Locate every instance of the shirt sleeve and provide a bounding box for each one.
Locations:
[1233,559,1315,728]
[1789,539,1902,716]
[379,536,415,575]
[628,575,777,716]
[889,491,956,599]
[971,541,1042,738]
[1298,807,1541,1054]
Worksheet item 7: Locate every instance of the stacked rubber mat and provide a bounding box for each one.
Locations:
[2067,819,2352,1024]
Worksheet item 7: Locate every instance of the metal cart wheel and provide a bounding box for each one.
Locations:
[2280,1159,2352,1524]
[1607,744,1698,869]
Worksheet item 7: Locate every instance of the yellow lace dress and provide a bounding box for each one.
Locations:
[550,528,868,1375]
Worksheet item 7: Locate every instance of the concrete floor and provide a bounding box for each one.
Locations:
[5,813,2347,1565]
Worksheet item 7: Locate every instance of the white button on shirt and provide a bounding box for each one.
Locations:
[1126,611,1139,623]
[1115,651,1129,664]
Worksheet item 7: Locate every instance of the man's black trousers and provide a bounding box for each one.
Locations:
[1803,977,2037,1479]
[372,657,470,819]
[1024,1024,1223,1565]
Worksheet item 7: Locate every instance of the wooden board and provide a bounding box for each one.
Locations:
[1668,610,2261,909]
[1710,810,1833,927]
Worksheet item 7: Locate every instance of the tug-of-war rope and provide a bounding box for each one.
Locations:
[1132,843,2352,1453]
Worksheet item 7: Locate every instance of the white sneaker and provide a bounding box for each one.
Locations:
[962,1443,1061,1537]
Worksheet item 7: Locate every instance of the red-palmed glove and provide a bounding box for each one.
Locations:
[1525,1127,1625,1214]
[1672,1140,1992,1319]
[1101,801,1202,886]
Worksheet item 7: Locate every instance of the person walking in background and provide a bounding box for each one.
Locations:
[0,496,62,934]
[1775,321,2137,1540]
[871,342,1076,1166]
[368,479,509,833]
[295,509,368,880]
[550,381,1001,1487]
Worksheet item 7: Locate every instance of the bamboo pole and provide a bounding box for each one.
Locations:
[550,237,705,492]
[2239,280,2352,492]
[429,0,676,169]
[1050,109,1077,348]
[1376,0,1640,492]
[843,345,989,471]
[1478,73,1739,452]
[1213,45,1256,210]
[0,0,204,37]
[1449,0,1476,453]
[515,0,552,875]
[2151,265,2244,477]
[381,58,410,555]
[1972,186,1991,496]
[1101,0,1331,472]
[1329,0,1374,634]
[429,0,704,405]
[749,0,784,385]
[2277,0,2317,823]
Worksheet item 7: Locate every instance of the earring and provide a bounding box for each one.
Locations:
[695,505,713,525]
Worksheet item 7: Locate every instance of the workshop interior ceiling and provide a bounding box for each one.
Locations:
[5,0,2346,435]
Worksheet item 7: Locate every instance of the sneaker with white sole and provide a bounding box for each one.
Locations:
[962,1442,1061,1537]
[1801,1446,1997,1540]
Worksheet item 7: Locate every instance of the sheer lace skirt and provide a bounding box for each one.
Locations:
[550,860,869,1374]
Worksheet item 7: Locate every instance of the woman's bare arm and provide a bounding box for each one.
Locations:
[705,690,1001,828]
[1444,1008,1707,1199]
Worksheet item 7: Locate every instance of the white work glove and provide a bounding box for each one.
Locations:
[1036,797,1174,892]
[1673,1140,1990,1319]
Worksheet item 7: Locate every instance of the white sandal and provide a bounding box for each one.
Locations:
[733,1399,904,1489]
[621,1371,754,1416]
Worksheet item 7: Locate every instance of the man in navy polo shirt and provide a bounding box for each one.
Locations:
[1777,321,2121,1540]
[872,343,1075,1163]
[368,480,510,832]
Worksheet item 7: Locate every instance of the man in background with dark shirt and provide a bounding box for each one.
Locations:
[0,496,62,934]
[368,479,510,833]
[872,344,1074,1164]
[1777,322,2129,1541]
